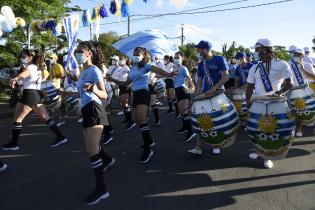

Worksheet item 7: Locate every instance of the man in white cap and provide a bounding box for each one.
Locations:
[287,45,297,58]
[246,38,293,169]
[303,47,315,66]
[287,48,315,137]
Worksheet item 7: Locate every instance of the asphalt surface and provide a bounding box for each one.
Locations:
[0,105,315,210]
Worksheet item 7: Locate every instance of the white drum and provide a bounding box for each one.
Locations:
[231,87,247,120]
[156,79,166,98]
[191,91,239,148]
[64,86,81,116]
[40,81,61,110]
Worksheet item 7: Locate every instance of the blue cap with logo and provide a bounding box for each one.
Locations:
[194,40,212,51]
[235,52,246,59]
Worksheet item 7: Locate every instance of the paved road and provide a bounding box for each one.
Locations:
[0,107,315,210]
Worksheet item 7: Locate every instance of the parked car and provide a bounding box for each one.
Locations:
[0,67,20,91]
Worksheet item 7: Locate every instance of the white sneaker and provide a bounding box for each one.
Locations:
[244,127,248,131]
[264,160,274,169]
[117,111,124,116]
[296,132,303,137]
[56,121,65,127]
[77,118,83,123]
[249,153,259,160]
[188,148,202,156]
[212,148,221,155]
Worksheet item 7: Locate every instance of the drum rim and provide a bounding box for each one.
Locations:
[252,95,286,102]
[192,89,225,102]
[290,83,308,91]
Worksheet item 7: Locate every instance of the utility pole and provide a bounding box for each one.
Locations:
[180,23,184,46]
[89,23,92,40]
[127,16,131,36]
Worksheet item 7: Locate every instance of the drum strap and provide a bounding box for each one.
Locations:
[291,60,304,85]
[239,66,247,85]
[110,66,120,76]
[202,60,214,90]
[258,62,273,93]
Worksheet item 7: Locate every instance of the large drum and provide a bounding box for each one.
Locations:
[191,91,239,148]
[64,86,81,116]
[156,78,166,98]
[308,81,315,93]
[40,81,61,110]
[246,95,295,160]
[231,87,247,121]
[287,84,315,126]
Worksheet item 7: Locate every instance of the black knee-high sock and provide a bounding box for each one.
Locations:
[151,104,159,122]
[173,99,179,114]
[125,106,133,123]
[123,106,128,121]
[99,147,112,163]
[167,98,173,111]
[183,114,193,133]
[103,125,111,136]
[11,122,22,145]
[90,154,106,190]
[139,123,153,149]
[45,119,65,140]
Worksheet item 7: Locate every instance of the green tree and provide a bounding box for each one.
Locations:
[179,43,197,70]
[312,36,315,52]
[98,31,124,65]
[274,45,290,61]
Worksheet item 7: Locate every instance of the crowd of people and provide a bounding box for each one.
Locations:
[1,38,315,205]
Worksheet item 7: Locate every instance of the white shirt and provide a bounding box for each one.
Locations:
[64,67,80,88]
[247,59,292,96]
[163,62,175,73]
[109,65,130,82]
[288,60,315,86]
[23,64,42,90]
[304,54,315,65]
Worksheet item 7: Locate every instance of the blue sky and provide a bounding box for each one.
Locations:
[71,0,315,52]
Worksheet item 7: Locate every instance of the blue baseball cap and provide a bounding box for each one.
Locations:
[246,52,252,58]
[194,40,212,51]
[235,52,246,59]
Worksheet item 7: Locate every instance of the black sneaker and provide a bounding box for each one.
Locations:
[154,120,161,126]
[2,142,19,151]
[85,188,109,206]
[50,138,68,147]
[102,136,113,145]
[121,119,129,125]
[140,149,153,164]
[185,132,197,142]
[103,157,115,172]
[125,122,136,131]
[176,113,181,118]
[177,127,188,134]
[141,141,156,149]
[0,161,7,172]
[166,109,174,114]
[108,127,114,134]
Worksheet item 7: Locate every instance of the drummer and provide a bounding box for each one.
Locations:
[288,48,315,137]
[246,38,293,169]
[188,40,229,156]
[234,52,254,89]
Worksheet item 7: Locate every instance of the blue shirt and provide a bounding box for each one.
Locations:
[228,64,237,79]
[235,62,254,86]
[197,55,229,93]
[129,64,152,91]
[174,66,190,88]
[76,65,103,108]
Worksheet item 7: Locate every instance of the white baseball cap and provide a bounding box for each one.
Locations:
[110,55,119,61]
[294,48,304,54]
[287,45,297,52]
[251,38,273,49]
[304,47,310,52]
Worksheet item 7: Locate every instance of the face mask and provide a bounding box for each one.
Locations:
[133,56,143,63]
[75,53,86,64]
[163,60,168,65]
[118,60,125,65]
[289,52,294,59]
[50,59,55,65]
[20,58,28,64]
[236,60,241,65]
[112,60,117,65]
[253,52,260,61]
[197,52,203,60]
[174,59,182,66]
[292,57,301,63]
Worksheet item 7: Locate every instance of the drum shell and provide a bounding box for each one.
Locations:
[64,86,81,116]
[246,97,295,160]
[231,88,247,120]
[40,81,61,110]
[191,93,239,148]
[287,86,315,126]
[156,79,166,98]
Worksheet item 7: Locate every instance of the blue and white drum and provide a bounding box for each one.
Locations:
[286,84,315,126]
[191,91,239,148]
[247,95,295,160]
[40,81,61,110]
[156,78,166,98]
[64,86,81,116]
[231,87,247,121]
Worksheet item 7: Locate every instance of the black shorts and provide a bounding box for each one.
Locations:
[19,89,43,107]
[224,78,235,89]
[175,86,190,101]
[119,86,131,96]
[165,78,174,89]
[81,101,108,128]
[149,84,157,95]
[132,89,150,108]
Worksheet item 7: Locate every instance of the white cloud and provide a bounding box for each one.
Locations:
[155,0,165,8]
[170,0,189,8]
